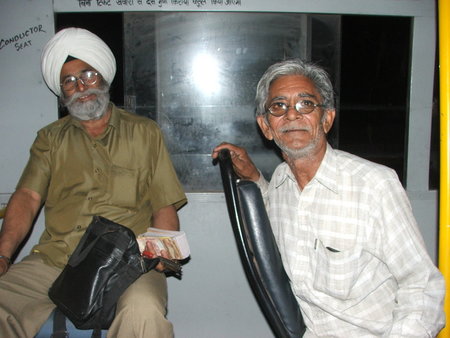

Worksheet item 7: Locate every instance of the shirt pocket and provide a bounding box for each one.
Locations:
[109,165,146,208]
[312,239,373,300]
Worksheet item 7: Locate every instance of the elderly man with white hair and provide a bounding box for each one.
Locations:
[212,59,445,337]
[0,27,187,337]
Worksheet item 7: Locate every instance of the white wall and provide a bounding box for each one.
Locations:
[0,0,439,337]
[170,193,273,337]
[0,0,56,193]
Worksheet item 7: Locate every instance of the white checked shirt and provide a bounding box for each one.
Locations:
[256,144,445,337]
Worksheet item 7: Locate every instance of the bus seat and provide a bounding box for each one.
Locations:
[217,148,306,338]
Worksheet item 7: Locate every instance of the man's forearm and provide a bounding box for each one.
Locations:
[0,188,41,258]
[388,267,445,337]
[151,204,180,231]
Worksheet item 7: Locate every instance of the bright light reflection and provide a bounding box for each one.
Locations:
[191,53,221,95]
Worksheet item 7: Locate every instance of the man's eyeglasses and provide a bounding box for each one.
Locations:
[60,70,99,91]
[266,99,325,117]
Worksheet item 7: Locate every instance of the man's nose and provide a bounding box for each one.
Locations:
[75,79,87,92]
[285,105,302,120]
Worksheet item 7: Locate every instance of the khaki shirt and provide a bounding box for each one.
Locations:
[18,104,187,268]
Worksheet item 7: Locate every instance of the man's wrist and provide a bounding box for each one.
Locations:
[0,255,11,266]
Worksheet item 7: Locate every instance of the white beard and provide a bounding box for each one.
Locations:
[62,85,110,121]
[273,113,328,160]
[274,132,320,159]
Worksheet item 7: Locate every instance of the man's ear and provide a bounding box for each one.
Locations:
[256,115,274,140]
[322,109,336,134]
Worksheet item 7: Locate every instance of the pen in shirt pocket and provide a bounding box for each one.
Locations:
[314,238,340,252]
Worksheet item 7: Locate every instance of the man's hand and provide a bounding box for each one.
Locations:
[148,204,181,273]
[143,242,173,273]
[0,257,9,277]
[212,142,260,182]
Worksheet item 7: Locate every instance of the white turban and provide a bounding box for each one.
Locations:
[41,27,116,96]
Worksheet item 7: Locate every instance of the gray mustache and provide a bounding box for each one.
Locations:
[279,126,311,133]
[65,88,105,105]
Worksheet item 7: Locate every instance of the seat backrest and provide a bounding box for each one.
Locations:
[218,149,306,338]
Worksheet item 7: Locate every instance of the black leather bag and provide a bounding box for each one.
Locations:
[48,216,159,332]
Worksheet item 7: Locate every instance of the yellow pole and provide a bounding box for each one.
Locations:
[439,0,450,337]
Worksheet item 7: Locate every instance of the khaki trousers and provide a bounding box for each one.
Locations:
[0,254,173,338]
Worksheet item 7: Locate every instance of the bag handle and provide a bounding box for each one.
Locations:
[68,216,118,266]
[68,235,102,266]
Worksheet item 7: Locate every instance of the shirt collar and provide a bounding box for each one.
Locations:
[273,163,296,189]
[314,143,339,194]
[108,103,120,129]
[273,143,339,194]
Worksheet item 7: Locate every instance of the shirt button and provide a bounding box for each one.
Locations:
[76,225,82,230]
[87,197,93,201]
